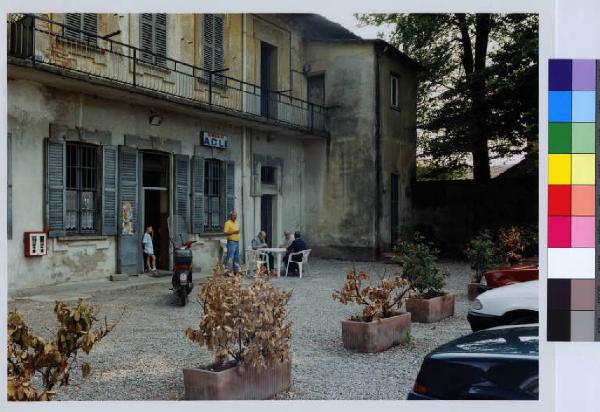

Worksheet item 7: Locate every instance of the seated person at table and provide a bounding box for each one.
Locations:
[278,230,294,248]
[284,231,307,276]
[251,230,273,269]
[251,231,268,250]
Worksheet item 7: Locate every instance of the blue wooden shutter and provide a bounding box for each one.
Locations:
[191,156,205,234]
[154,14,167,66]
[82,14,98,46]
[223,160,235,225]
[139,14,154,63]
[202,14,214,72]
[117,146,139,274]
[101,145,118,236]
[174,154,190,239]
[7,133,12,240]
[46,139,66,237]
[64,13,82,41]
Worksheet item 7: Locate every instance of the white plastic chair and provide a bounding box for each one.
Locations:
[245,248,270,273]
[285,249,311,278]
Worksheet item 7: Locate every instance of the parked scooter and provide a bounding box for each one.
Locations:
[168,217,198,306]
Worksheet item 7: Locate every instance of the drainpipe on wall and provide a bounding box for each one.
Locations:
[241,14,248,253]
[374,48,382,261]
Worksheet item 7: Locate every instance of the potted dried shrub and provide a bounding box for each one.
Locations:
[184,266,292,400]
[395,233,454,323]
[7,299,119,401]
[498,226,526,266]
[332,268,411,353]
[465,231,501,300]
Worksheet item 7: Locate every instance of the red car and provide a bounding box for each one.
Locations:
[484,263,539,289]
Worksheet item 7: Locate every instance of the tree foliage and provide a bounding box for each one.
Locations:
[357,13,538,180]
[465,230,501,283]
[7,299,119,401]
[186,266,292,373]
[332,268,411,322]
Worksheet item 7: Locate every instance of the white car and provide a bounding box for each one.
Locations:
[468,280,538,332]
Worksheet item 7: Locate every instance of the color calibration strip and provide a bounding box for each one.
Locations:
[548,59,597,341]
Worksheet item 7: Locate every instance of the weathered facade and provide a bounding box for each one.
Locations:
[7,13,418,290]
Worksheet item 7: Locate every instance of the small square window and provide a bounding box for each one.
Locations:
[261,166,276,184]
[390,74,399,109]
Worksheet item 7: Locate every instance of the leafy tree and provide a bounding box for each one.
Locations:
[357,13,538,181]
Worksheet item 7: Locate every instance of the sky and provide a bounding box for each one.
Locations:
[321,13,394,40]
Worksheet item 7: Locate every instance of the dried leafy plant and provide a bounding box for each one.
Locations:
[332,268,411,322]
[186,265,292,373]
[498,226,525,265]
[7,299,120,401]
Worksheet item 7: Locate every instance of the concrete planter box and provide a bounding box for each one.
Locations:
[183,360,291,400]
[341,312,411,353]
[468,282,482,301]
[406,293,455,323]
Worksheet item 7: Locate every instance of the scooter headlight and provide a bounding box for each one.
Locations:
[179,272,188,283]
[471,298,483,311]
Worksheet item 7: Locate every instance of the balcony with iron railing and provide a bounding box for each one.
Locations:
[7,14,328,135]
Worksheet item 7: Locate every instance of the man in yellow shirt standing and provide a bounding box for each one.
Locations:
[223,210,241,273]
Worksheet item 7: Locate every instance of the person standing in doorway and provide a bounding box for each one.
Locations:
[223,210,241,273]
[143,225,157,273]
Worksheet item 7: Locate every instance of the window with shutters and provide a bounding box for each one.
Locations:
[66,142,99,234]
[204,159,223,232]
[201,14,224,83]
[139,14,167,67]
[64,13,98,46]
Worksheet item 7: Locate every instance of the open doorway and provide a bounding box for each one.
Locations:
[261,194,274,248]
[260,41,278,118]
[142,151,170,271]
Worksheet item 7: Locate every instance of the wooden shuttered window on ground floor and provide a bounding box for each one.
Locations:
[45,140,117,237]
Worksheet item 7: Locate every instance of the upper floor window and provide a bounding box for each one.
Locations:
[261,166,276,185]
[202,14,225,80]
[140,14,167,67]
[390,74,400,109]
[66,142,99,234]
[64,13,98,46]
[204,158,223,232]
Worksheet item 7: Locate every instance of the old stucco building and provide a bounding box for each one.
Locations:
[6,13,417,290]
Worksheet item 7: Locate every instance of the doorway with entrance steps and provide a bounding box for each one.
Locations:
[141,151,170,271]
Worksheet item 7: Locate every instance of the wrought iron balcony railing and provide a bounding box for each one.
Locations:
[7,14,327,134]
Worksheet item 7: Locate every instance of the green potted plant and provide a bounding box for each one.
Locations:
[332,268,412,353]
[465,230,501,300]
[184,266,292,400]
[394,233,453,323]
[498,226,526,266]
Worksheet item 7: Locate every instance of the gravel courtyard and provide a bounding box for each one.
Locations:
[8,258,474,400]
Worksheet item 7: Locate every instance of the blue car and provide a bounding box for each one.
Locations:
[408,324,539,400]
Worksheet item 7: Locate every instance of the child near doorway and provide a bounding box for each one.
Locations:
[143,225,157,273]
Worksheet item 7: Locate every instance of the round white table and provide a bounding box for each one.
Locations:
[258,247,287,277]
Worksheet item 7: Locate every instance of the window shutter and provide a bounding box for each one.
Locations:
[64,13,82,41]
[46,139,66,237]
[202,14,214,74]
[117,146,139,274]
[82,13,98,46]
[154,13,167,66]
[214,14,224,84]
[223,160,235,225]
[101,145,118,236]
[174,154,190,239]
[191,156,205,234]
[7,133,12,240]
[139,14,154,63]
